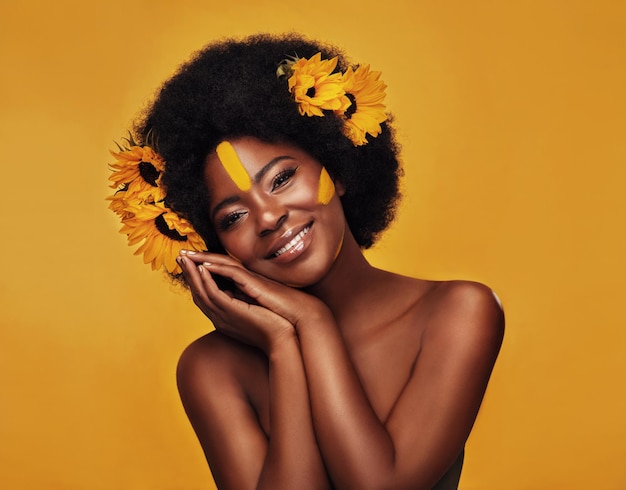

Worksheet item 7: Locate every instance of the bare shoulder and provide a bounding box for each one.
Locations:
[176,334,271,487]
[429,280,504,317]
[177,331,268,410]
[421,280,505,356]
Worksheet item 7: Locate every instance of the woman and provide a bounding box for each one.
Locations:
[108,33,504,489]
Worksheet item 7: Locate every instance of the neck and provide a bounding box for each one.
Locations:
[305,228,385,324]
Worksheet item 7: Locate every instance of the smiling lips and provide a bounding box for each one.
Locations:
[269,224,312,259]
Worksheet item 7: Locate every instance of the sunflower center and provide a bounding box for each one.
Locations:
[155,214,187,241]
[139,161,160,187]
[344,93,357,118]
[306,86,316,98]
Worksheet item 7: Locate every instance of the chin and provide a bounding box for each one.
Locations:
[256,260,329,289]
[285,262,335,288]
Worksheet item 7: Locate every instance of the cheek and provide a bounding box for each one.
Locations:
[215,229,252,263]
[225,249,241,262]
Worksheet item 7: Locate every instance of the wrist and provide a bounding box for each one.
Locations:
[267,326,299,358]
[293,302,335,334]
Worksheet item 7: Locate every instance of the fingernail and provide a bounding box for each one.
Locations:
[176,256,184,265]
[198,265,205,273]
[203,261,212,266]
[185,250,196,255]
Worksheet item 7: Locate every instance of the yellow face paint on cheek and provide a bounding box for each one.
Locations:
[216,141,252,191]
[317,167,335,205]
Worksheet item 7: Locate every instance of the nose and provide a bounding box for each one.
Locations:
[256,198,288,237]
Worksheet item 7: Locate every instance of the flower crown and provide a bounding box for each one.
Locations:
[277,52,388,146]
[109,53,387,274]
[107,136,207,275]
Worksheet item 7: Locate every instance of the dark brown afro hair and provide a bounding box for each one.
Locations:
[133,33,402,256]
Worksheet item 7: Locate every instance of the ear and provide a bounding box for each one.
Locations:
[334,178,346,197]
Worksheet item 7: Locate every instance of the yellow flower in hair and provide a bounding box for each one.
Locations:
[109,145,165,197]
[107,142,206,275]
[286,53,350,117]
[338,64,387,146]
[108,144,165,221]
[120,201,206,275]
[107,190,134,220]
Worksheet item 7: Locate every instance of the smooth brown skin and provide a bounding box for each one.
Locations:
[176,137,504,490]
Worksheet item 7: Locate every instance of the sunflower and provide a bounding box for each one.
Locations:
[285,53,350,117]
[107,143,206,275]
[108,145,165,203]
[120,201,206,275]
[337,64,387,146]
[107,189,134,220]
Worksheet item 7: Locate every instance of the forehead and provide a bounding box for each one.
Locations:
[213,137,304,167]
[204,137,317,191]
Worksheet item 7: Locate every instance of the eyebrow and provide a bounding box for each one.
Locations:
[252,155,294,183]
[210,155,296,220]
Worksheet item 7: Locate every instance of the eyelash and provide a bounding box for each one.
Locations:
[272,167,298,191]
[218,211,247,231]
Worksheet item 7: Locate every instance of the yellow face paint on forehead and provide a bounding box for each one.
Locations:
[317,167,335,205]
[215,141,252,191]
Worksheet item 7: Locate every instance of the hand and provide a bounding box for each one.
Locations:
[179,251,332,335]
[177,252,295,354]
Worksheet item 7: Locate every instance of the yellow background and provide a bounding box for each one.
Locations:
[1,1,625,488]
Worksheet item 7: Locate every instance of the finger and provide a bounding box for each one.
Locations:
[197,261,262,294]
[178,256,222,316]
[180,250,245,269]
[198,264,254,315]
[201,262,299,322]
[181,252,268,292]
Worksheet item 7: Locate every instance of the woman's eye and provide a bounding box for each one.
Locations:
[271,167,298,191]
[218,211,246,231]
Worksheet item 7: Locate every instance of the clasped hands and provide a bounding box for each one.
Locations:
[177,251,328,354]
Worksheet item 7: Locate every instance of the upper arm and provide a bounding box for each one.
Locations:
[385,281,504,487]
[177,332,269,490]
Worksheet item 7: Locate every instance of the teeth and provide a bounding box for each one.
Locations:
[274,226,310,257]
